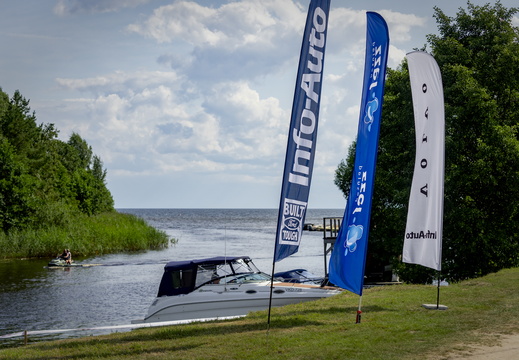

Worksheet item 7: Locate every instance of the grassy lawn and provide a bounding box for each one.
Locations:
[1,268,517,359]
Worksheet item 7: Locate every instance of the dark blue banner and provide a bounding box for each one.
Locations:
[329,12,389,295]
[274,0,330,262]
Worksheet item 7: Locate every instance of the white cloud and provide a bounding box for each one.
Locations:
[128,0,306,83]
[202,81,287,160]
[54,70,288,176]
[377,10,426,43]
[56,70,182,96]
[327,7,366,54]
[127,0,303,48]
[388,45,407,68]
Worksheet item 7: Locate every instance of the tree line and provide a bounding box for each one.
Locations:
[334,2,519,283]
[0,88,169,258]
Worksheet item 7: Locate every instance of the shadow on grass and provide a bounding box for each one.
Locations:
[256,303,394,327]
[31,343,203,360]
[271,304,392,317]
[30,316,320,352]
[26,305,394,358]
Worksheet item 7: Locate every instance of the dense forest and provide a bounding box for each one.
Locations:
[335,2,519,283]
[0,88,169,258]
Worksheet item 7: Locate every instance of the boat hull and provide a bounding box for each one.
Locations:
[141,282,340,323]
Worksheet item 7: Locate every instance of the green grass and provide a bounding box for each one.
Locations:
[1,267,518,359]
[0,211,171,258]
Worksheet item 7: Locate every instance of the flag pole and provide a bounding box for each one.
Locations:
[436,270,441,309]
[267,261,276,332]
[356,296,363,323]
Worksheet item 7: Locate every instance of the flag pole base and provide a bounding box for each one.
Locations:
[422,303,448,310]
[355,310,362,324]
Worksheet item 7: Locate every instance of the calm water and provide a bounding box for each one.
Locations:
[0,208,342,346]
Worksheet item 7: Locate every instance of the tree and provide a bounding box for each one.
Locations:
[0,91,39,157]
[64,134,114,216]
[0,90,8,119]
[62,132,93,172]
[334,1,519,283]
[0,87,115,232]
[89,155,114,214]
[72,155,114,216]
[0,137,35,231]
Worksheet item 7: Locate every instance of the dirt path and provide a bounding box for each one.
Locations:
[439,334,519,359]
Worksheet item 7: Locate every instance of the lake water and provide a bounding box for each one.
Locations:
[0,208,342,346]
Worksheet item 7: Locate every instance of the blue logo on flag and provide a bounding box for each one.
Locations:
[364,95,379,131]
[344,224,363,254]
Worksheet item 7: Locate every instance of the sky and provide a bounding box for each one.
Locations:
[1,1,518,209]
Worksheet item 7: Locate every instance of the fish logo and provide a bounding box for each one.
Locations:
[344,224,363,255]
[363,94,379,131]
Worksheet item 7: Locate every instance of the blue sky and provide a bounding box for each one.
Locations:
[1,0,517,209]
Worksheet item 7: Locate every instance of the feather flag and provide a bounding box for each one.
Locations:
[328,12,389,295]
[403,51,445,271]
[274,0,330,262]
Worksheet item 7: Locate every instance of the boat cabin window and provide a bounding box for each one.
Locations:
[194,262,235,287]
[157,269,194,296]
[195,264,218,288]
[171,269,194,289]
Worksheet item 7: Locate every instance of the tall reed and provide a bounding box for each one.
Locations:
[0,211,170,259]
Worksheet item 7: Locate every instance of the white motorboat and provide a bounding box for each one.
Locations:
[134,256,341,323]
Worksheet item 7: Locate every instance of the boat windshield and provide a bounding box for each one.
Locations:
[233,257,261,273]
[194,258,269,288]
[218,272,271,284]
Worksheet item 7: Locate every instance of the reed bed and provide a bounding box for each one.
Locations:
[0,211,170,258]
